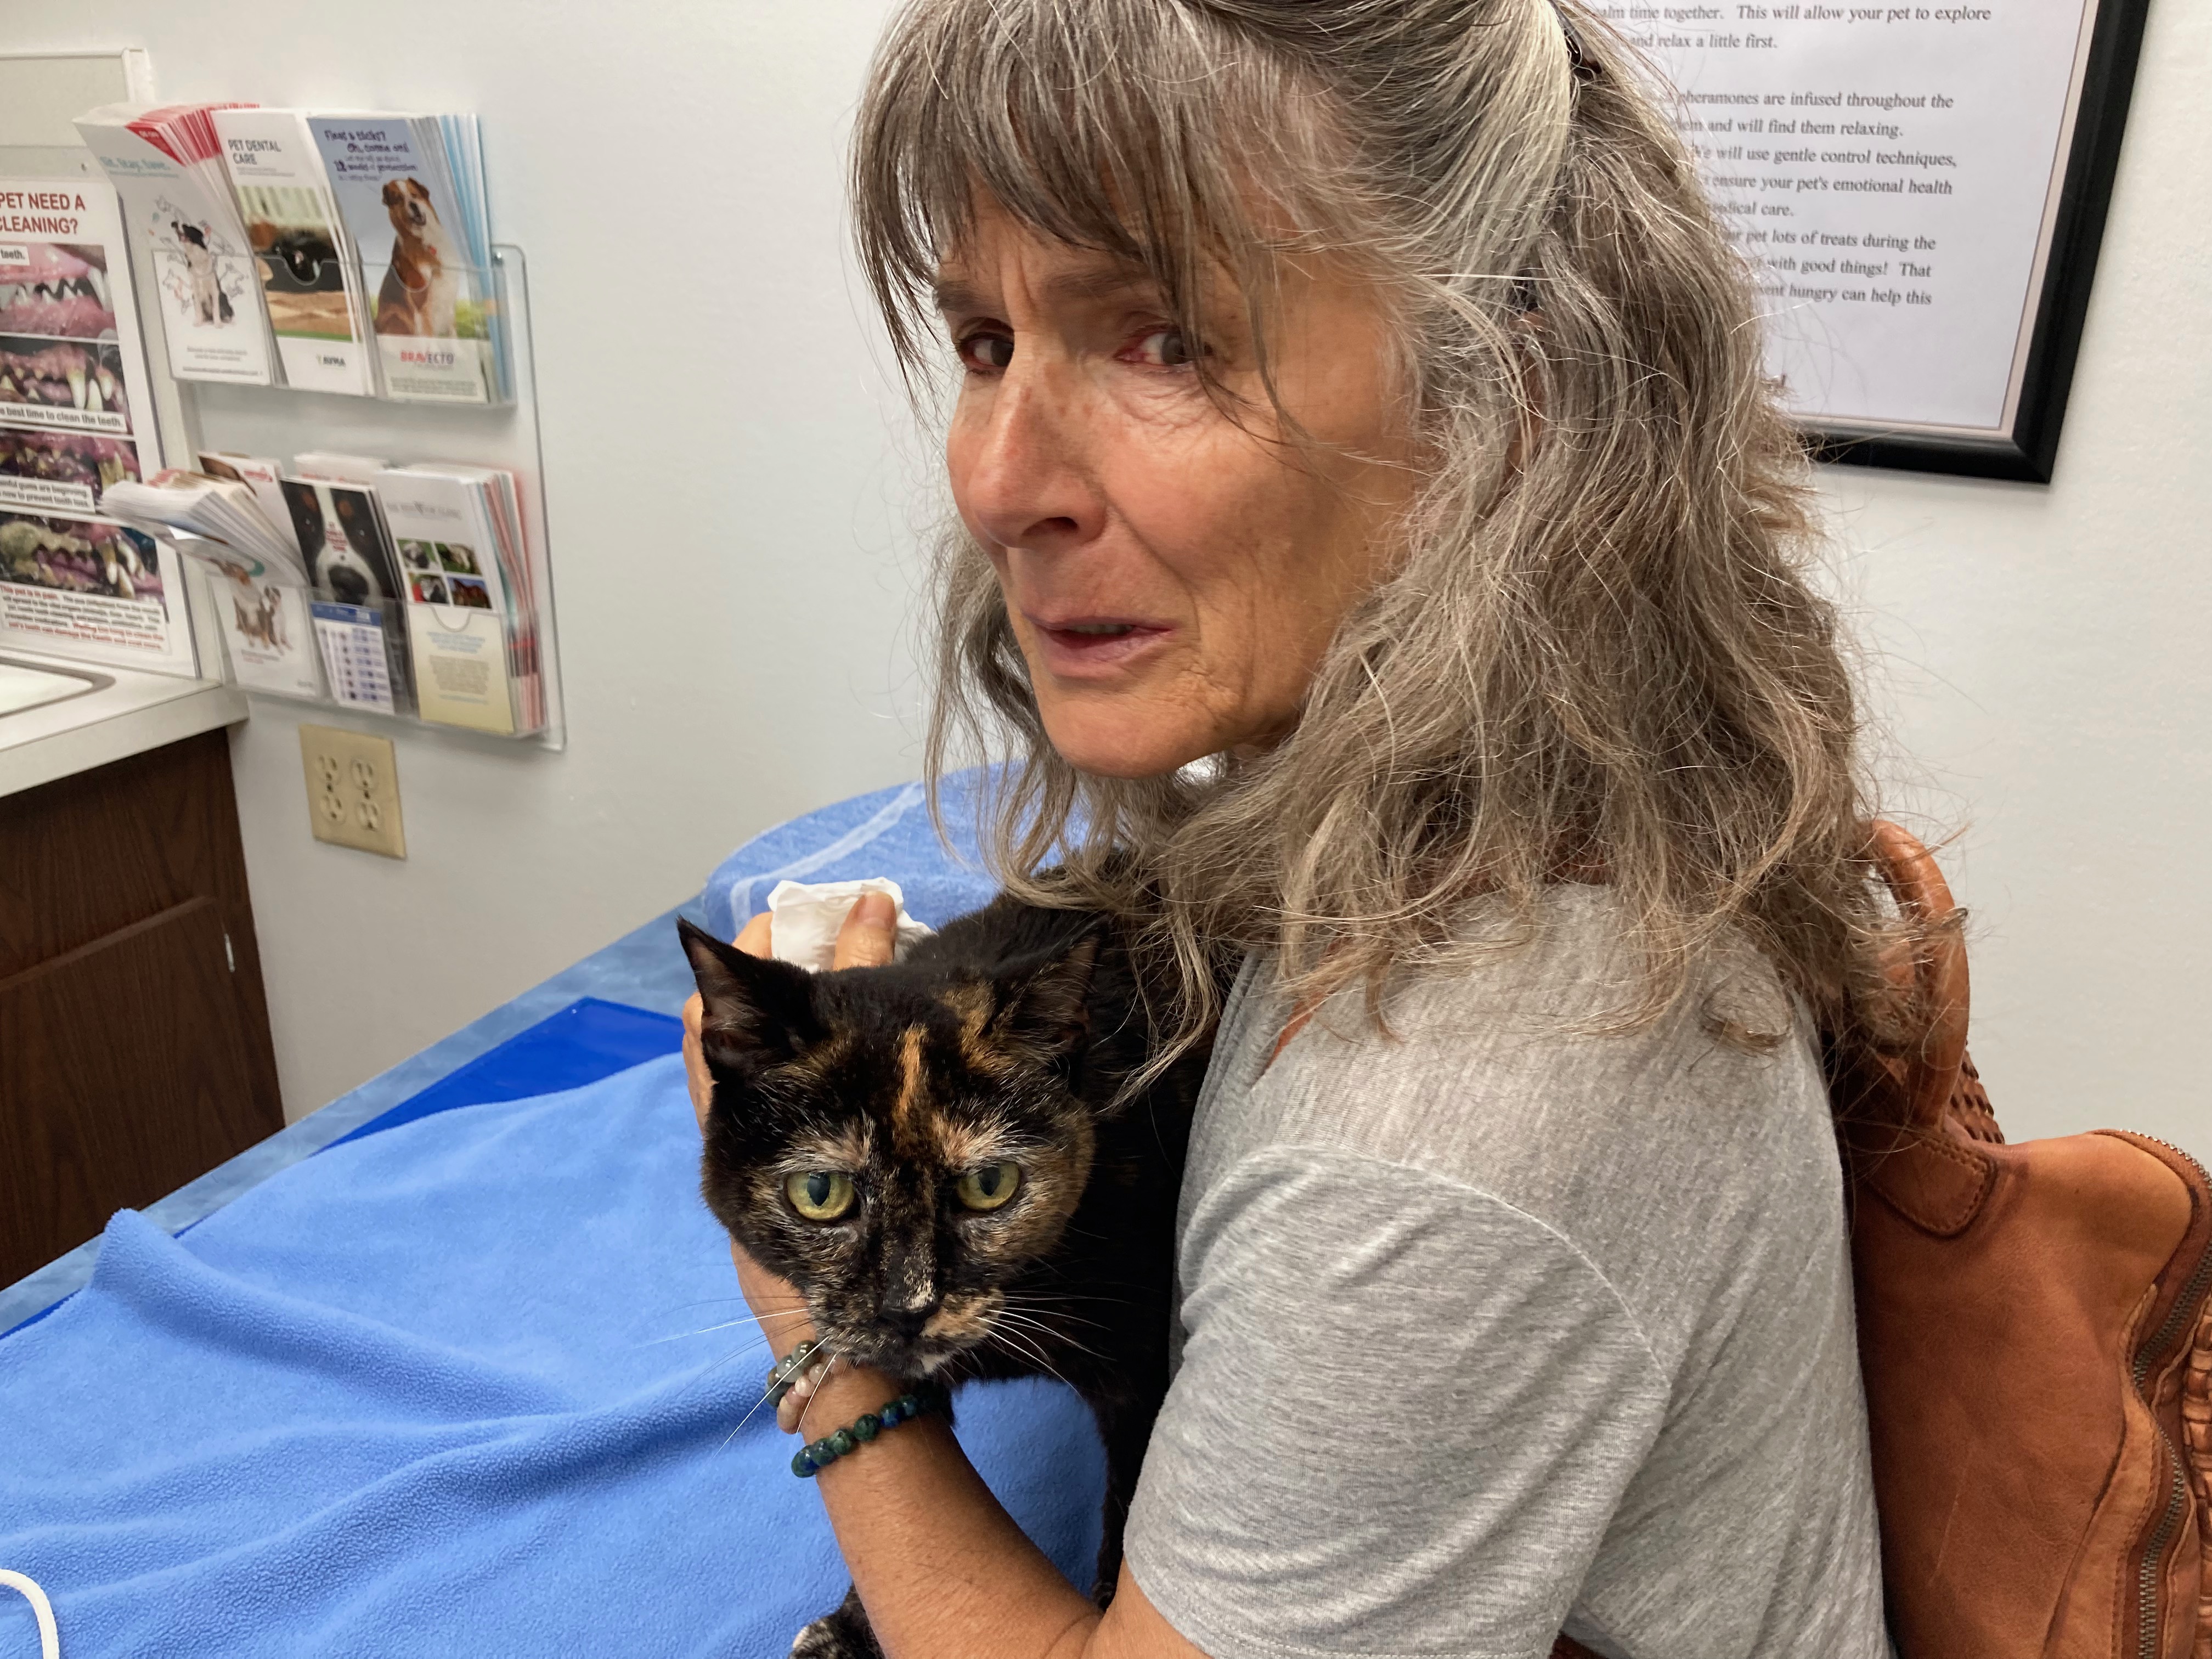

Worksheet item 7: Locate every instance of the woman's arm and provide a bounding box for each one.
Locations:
[682,900,1210,1659]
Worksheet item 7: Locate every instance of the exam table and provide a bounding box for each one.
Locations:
[0,774,1107,1658]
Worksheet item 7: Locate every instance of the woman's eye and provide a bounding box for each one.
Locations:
[785,1170,857,1222]
[1128,327,1195,368]
[958,331,1014,371]
[955,1161,1023,1212]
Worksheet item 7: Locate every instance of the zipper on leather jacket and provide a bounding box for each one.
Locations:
[2128,1134,2210,1659]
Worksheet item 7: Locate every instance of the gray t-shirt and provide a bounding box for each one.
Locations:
[1122,885,1890,1659]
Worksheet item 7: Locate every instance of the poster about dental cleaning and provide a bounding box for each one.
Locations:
[0,174,195,676]
[308,116,492,405]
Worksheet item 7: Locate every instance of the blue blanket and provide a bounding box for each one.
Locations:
[0,778,1108,1658]
[0,1055,1103,1656]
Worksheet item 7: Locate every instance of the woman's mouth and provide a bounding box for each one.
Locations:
[1027,616,1172,676]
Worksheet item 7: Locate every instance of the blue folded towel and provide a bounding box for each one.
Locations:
[0,1054,1105,1656]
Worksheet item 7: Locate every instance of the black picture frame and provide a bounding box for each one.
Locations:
[1807,0,2153,483]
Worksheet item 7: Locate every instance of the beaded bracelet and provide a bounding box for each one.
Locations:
[763,1340,824,1410]
[789,1385,944,1478]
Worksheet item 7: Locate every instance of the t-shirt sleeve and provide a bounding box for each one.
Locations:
[1122,1146,1672,1659]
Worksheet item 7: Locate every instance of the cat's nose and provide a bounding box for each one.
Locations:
[877,1297,934,1339]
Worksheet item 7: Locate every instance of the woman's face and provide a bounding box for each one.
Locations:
[938,200,1418,779]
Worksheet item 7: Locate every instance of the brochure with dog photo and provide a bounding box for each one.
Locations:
[377,461,540,731]
[280,474,402,605]
[76,104,277,386]
[377,463,516,731]
[211,109,373,397]
[308,114,492,404]
[212,571,320,698]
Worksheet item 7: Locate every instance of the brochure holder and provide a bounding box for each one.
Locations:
[162,245,565,750]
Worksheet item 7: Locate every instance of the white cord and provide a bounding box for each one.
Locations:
[0,1571,57,1659]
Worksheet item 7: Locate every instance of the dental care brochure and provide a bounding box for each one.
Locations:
[76,103,277,386]
[0,170,196,676]
[211,109,374,396]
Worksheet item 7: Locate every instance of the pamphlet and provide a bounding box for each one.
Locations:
[376,464,518,731]
[75,103,276,386]
[307,114,493,404]
[309,599,396,713]
[213,572,320,698]
[196,450,296,549]
[404,604,512,731]
[283,472,409,709]
[0,171,193,676]
[211,109,373,396]
[279,474,403,606]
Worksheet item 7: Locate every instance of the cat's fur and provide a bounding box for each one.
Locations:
[678,896,1216,1658]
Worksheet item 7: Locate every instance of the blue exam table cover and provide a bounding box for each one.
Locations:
[0,773,1105,1657]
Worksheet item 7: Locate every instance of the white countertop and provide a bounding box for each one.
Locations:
[0,646,247,800]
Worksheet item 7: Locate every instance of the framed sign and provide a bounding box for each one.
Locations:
[1624,0,2152,481]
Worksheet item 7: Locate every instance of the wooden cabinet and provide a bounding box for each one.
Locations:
[0,729,283,1286]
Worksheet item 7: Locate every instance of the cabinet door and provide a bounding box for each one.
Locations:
[0,896,273,1283]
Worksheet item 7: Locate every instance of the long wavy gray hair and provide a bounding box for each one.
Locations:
[853,0,1914,1068]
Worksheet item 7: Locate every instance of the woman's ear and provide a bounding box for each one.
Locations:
[989,933,1100,1060]
[678,917,827,1069]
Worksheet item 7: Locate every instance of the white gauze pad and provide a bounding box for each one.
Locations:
[764,878,935,972]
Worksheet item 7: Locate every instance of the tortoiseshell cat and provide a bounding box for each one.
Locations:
[678,896,1216,1658]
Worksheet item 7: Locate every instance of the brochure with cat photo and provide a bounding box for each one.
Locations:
[211,109,373,397]
[76,103,276,386]
[307,114,492,404]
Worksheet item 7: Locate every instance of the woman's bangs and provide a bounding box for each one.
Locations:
[854,0,1274,371]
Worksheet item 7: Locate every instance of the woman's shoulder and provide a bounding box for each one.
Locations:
[1199,884,1843,1366]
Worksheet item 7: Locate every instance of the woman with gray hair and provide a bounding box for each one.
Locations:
[686,0,1905,1652]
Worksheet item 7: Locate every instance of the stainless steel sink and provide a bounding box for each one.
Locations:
[0,656,112,717]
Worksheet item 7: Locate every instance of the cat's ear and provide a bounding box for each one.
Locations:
[678,917,827,1070]
[990,932,1099,1059]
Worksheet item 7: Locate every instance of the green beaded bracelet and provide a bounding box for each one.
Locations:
[790,1385,943,1478]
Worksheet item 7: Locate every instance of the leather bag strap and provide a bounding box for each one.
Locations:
[1865,821,1970,1133]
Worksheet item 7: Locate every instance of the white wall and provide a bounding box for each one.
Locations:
[7,1,2205,1158]
[1827,0,2210,1161]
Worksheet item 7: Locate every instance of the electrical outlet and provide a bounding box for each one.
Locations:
[299,724,406,859]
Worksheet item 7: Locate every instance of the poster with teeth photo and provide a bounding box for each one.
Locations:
[0,174,194,676]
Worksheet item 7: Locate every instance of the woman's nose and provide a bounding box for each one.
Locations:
[954,367,1105,555]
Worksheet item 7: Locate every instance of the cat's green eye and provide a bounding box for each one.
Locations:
[956,1161,1022,1213]
[785,1169,857,1222]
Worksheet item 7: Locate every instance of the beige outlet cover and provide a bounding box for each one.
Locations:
[300,724,407,859]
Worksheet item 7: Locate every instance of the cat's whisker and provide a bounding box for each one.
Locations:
[635,1316,766,1347]
[992,1310,1105,1363]
[989,1328,1076,1393]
